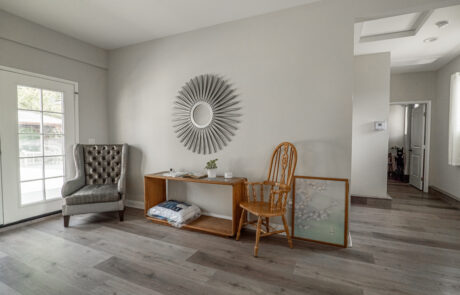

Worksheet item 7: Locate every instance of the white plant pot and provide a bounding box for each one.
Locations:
[207,169,217,178]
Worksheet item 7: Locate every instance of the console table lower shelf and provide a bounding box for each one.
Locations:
[144,172,246,237]
[146,215,234,236]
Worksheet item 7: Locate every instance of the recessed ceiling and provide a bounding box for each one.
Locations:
[355,4,460,73]
[361,12,422,38]
[0,0,319,50]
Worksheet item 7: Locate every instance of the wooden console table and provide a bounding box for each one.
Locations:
[144,172,246,237]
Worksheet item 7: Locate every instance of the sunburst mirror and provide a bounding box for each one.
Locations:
[172,74,241,154]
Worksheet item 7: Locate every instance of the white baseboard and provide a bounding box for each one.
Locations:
[201,212,232,220]
[125,200,144,209]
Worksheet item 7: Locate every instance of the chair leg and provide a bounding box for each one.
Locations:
[254,216,262,257]
[118,209,125,222]
[282,215,293,249]
[265,217,270,233]
[236,209,245,241]
[63,216,70,228]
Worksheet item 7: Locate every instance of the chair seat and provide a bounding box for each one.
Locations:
[64,184,120,206]
[240,201,285,217]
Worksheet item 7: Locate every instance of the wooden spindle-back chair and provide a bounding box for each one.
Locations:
[236,142,297,257]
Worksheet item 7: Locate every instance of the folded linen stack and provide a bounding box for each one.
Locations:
[147,200,201,228]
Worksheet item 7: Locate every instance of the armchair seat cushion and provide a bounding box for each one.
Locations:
[64,184,120,206]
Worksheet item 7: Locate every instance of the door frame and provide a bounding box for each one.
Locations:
[0,65,79,225]
[389,100,431,193]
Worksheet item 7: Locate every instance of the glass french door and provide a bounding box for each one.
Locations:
[0,69,77,224]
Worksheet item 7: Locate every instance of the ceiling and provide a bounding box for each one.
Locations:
[355,4,460,73]
[0,0,318,50]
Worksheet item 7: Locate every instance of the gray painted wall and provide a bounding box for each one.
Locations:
[0,9,107,69]
[389,60,460,199]
[390,72,437,103]
[107,0,354,212]
[352,53,391,198]
[432,55,460,199]
[0,11,109,145]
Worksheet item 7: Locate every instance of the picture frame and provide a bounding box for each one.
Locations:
[291,176,349,248]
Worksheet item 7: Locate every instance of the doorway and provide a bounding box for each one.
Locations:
[387,101,431,192]
[0,67,78,225]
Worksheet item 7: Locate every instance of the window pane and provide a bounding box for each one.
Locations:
[44,135,64,156]
[45,177,63,200]
[19,134,43,157]
[43,90,63,113]
[21,180,44,205]
[20,158,43,181]
[17,86,41,111]
[45,156,64,178]
[43,112,63,134]
[18,110,41,134]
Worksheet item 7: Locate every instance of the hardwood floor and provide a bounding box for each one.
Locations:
[0,184,459,294]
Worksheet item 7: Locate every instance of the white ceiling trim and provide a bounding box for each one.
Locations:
[355,4,460,73]
[358,10,433,43]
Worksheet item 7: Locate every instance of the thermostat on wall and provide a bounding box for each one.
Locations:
[374,121,387,131]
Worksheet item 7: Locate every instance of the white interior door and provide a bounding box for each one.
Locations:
[409,104,426,190]
[0,69,77,224]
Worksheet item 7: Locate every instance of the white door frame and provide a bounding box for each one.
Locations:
[0,65,79,225]
[390,100,431,193]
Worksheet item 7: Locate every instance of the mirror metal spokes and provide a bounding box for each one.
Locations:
[173,74,241,154]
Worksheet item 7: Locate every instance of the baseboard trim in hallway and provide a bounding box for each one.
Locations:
[429,186,460,209]
[351,194,392,209]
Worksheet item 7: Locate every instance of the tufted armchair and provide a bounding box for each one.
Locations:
[61,144,128,227]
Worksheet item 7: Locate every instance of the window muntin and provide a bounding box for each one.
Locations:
[17,85,65,205]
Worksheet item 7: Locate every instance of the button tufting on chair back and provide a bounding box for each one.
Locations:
[82,145,123,185]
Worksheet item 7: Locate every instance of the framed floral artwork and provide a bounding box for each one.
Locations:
[291,176,349,247]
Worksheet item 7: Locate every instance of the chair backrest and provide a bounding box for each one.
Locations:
[265,142,297,211]
[267,142,297,188]
[246,142,297,212]
[81,144,124,185]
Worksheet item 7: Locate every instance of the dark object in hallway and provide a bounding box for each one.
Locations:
[389,146,408,182]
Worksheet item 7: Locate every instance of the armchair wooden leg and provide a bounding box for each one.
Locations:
[254,216,262,257]
[236,209,245,241]
[63,216,70,228]
[118,210,125,222]
[282,215,293,249]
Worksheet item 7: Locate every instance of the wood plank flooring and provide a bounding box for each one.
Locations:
[0,184,459,295]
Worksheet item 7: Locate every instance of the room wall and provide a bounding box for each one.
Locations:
[0,9,107,69]
[388,105,405,149]
[431,55,460,200]
[0,10,109,144]
[390,71,437,103]
[352,53,391,198]
[108,0,354,212]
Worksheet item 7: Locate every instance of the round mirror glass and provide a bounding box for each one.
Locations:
[191,102,213,128]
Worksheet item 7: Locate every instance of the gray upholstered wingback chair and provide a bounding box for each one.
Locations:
[61,144,128,227]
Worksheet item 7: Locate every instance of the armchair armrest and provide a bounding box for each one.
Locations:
[61,144,85,197]
[61,177,85,197]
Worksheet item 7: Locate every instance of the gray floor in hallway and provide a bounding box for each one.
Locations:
[0,184,459,295]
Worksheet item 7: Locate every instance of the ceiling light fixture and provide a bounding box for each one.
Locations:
[436,20,449,29]
[424,37,438,43]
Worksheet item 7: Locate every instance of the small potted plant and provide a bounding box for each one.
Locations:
[205,159,218,178]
